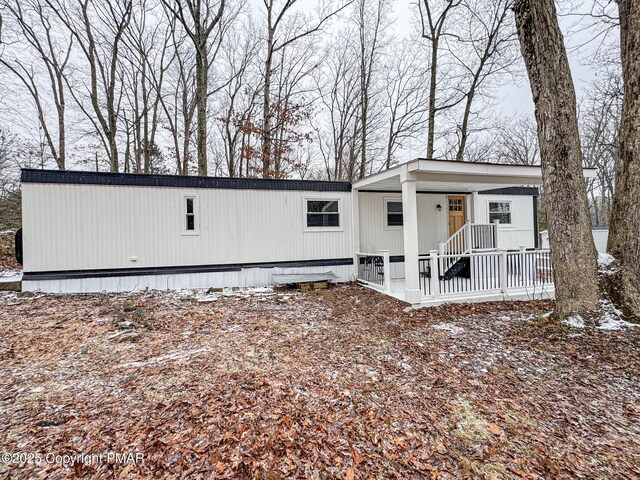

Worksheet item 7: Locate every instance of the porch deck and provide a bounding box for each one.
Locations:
[357,249,555,307]
[383,276,555,307]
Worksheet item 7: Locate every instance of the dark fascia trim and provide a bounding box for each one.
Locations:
[479,186,539,196]
[21,169,352,193]
[23,257,354,281]
[359,190,467,195]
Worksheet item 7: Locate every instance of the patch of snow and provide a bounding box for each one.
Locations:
[0,271,22,281]
[563,315,585,329]
[597,300,638,331]
[117,348,210,368]
[433,323,465,335]
[598,253,615,268]
[196,294,218,303]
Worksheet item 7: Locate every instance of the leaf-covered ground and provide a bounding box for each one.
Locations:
[0,285,638,479]
[0,232,20,272]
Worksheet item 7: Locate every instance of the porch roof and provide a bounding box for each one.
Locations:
[353,158,597,193]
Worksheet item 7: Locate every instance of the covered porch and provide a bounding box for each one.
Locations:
[352,159,558,306]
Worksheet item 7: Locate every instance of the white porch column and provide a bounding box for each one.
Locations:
[351,188,360,281]
[401,171,421,304]
[472,191,480,222]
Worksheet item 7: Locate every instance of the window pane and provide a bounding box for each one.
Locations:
[307,213,339,227]
[489,202,510,213]
[186,197,194,214]
[186,214,195,231]
[387,201,402,213]
[307,200,339,213]
[489,212,511,224]
[387,213,403,226]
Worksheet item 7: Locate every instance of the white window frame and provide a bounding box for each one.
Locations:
[182,194,200,235]
[487,199,512,226]
[303,197,343,232]
[384,197,403,230]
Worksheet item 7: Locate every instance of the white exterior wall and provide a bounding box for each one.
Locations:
[358,192,450,255]
[592,229,609,253]
[358,191,535,253]
[22,183,354,272]
[475,194,535,249]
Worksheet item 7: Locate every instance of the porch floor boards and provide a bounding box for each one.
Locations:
[381,277,555,307]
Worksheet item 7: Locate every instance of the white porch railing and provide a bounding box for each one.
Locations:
[418,248,554,300]
[356,250,391,292]
[439,221,500,273]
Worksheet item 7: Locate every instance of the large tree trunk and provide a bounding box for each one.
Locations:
[606,0,640,320]
[514,0,599,318]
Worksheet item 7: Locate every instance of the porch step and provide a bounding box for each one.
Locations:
[441,257,471,280]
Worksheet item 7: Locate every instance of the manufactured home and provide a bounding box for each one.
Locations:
[19,159,596,306]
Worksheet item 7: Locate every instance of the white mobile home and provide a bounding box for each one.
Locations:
[19,159,596,306]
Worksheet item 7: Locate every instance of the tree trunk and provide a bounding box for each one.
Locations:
[262,47,273,178]
[514,0,599,318]
[606,0,640,320]
[426,37,438,159]
[196,42,208,176]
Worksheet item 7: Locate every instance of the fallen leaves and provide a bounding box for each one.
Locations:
[0,285,638,479]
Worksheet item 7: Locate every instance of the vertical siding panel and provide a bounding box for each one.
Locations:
[22,184,354,271]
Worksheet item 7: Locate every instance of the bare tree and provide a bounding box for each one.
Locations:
[606,0,640,320]
[514,0,599,318]
[259,0,351,178]
[383,41,429,169]
[580,71,621,225]
[418,0,462,159]
[48,0,132,172]
[157,22,197,175]
[313,31,360,181]
[121,0,175,173]
[214,22,259,177]
[494,115,539,165]
[0,0,73,170]
[355,0,389,178]
[161,0,226,176]
[453,0,518,161]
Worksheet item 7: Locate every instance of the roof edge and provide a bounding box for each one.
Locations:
[21,169,352,192]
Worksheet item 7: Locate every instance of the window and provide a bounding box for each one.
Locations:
[305,199,341,230]
[449,197,464,212]
[489,201,511,224]
[385,199,403,227]
[182,195,199,234]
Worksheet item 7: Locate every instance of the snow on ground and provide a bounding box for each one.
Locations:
[563,314,585,329]
[432,322,465,335]
[561,301,638,330]
[598,300,639,330]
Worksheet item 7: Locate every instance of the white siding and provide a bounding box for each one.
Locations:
[358,191,459,254]
[476,194,535,249]
[358,191,536,254]
[22,183,354,272]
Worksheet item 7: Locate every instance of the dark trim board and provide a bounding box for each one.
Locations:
[23,257,354,281]
[479,187,539,196]
[21,169,352,192]
[359,190,468,195]
[359,187,539,196]
[533,195,540,249]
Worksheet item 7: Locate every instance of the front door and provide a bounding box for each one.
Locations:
[448,195,466,236]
